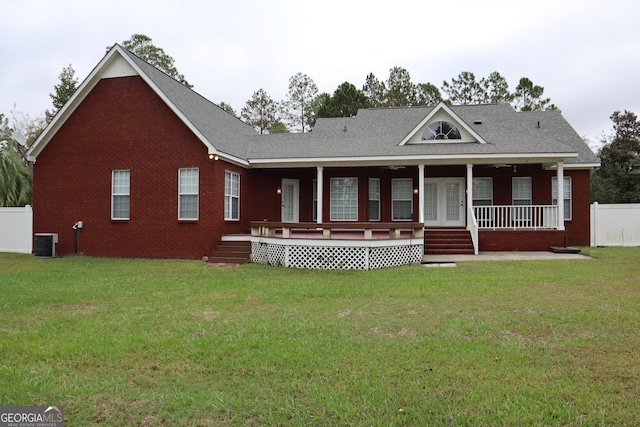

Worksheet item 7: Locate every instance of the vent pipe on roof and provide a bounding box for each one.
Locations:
[536,121,541,128]
[343,125,347,132]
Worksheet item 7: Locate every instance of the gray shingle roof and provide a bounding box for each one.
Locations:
[124,47,598,168]
[245,104,598,166]
[121,47,256,160]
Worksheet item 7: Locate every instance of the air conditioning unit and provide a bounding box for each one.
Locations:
[34,233,58,257]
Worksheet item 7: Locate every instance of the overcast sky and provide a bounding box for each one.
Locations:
[2,0,639,148]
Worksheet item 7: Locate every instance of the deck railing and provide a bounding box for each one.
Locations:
[249,221,425,240]
[473,205,559,230]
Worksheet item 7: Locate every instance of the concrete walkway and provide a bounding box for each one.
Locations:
[422,251,592,263]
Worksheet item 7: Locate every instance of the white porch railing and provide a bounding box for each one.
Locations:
[473,205,559,230]
[467,204,479,254]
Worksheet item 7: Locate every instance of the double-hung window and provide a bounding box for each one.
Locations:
[178,168,199,220]
[224,171,240,220]
[512,177,532,223]
[112,170,130,220]
[472,178,493,207]
[552,176,572,220]
[330,178,358,221]
[472,178,493,226]
[392,178,413,220]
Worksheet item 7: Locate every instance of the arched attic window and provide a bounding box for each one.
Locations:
[422,121,461,140]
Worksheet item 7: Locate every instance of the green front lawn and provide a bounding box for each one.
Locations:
[1,247,638,426]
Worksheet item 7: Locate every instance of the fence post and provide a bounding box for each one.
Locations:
[590,202,598,247]
[25,205,33,254]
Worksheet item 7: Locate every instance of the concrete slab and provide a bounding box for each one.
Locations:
[422,251,592,263]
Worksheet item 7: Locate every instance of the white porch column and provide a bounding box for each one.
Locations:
[557,161,565,231]
[316,166,324,224]
[466,163,473,228]
[418,164,425,224]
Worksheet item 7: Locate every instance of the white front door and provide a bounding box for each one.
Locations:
[424,178,465,227]
[281,178,299,222]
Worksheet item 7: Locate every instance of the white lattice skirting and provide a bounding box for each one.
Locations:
[249,238,423,270]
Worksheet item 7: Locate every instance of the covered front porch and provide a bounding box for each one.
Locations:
[245,159,570,259]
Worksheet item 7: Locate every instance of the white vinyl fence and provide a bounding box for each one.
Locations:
[0,205,33,253]
[591,203,640,246]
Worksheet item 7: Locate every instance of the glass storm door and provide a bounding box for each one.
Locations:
[424,178,465,227]
[281,178,299,222]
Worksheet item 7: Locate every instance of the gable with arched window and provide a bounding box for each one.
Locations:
[422,121,462,140]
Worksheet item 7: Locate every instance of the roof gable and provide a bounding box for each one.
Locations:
[28,45,255,166]
[399,102,488,145]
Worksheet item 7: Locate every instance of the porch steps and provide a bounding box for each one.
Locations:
[424,228,475,255]
[208,240,251,265]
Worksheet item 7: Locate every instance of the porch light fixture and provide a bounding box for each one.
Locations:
[208,154,219,160]
[413,188,419,195]
[276,187,282,195]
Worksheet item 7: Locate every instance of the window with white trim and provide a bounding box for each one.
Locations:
[178,168,198,220]
[512,177,532,206]
[368,178,380,221]
[512,177,531,221]
[224,171,240,220]
[112,170,130,220]
[392,178,413,220]
[330,178,358,221]
[552,176,572,220]
[472,178,493,206]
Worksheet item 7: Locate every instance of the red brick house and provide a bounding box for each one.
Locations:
[27,45,599,268]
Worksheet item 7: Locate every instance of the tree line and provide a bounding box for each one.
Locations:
[240,69,557,135]
[1,34,637,207]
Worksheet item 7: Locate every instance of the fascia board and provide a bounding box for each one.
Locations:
[214,152,250,168]
[248,152,579,168]
[398,102,489,146]
[544,162,601,170]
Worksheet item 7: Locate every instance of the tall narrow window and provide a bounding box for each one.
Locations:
[512,177,532,206]
[225,171,240,220]
[473,177,493,226]
[112,170,130,220]
[312,179,318,221]
[330,178,358,221]
[179,168,198,220]
[552,176,572,220]
[368,178,380,221]
[512,177,531,223]
[392,178,413,220]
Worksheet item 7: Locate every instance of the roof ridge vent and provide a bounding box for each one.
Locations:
[474,120,483,125]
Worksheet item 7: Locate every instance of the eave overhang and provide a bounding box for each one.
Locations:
[247,152,580,169]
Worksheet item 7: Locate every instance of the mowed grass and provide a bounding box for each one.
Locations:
[0,247,638,426]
